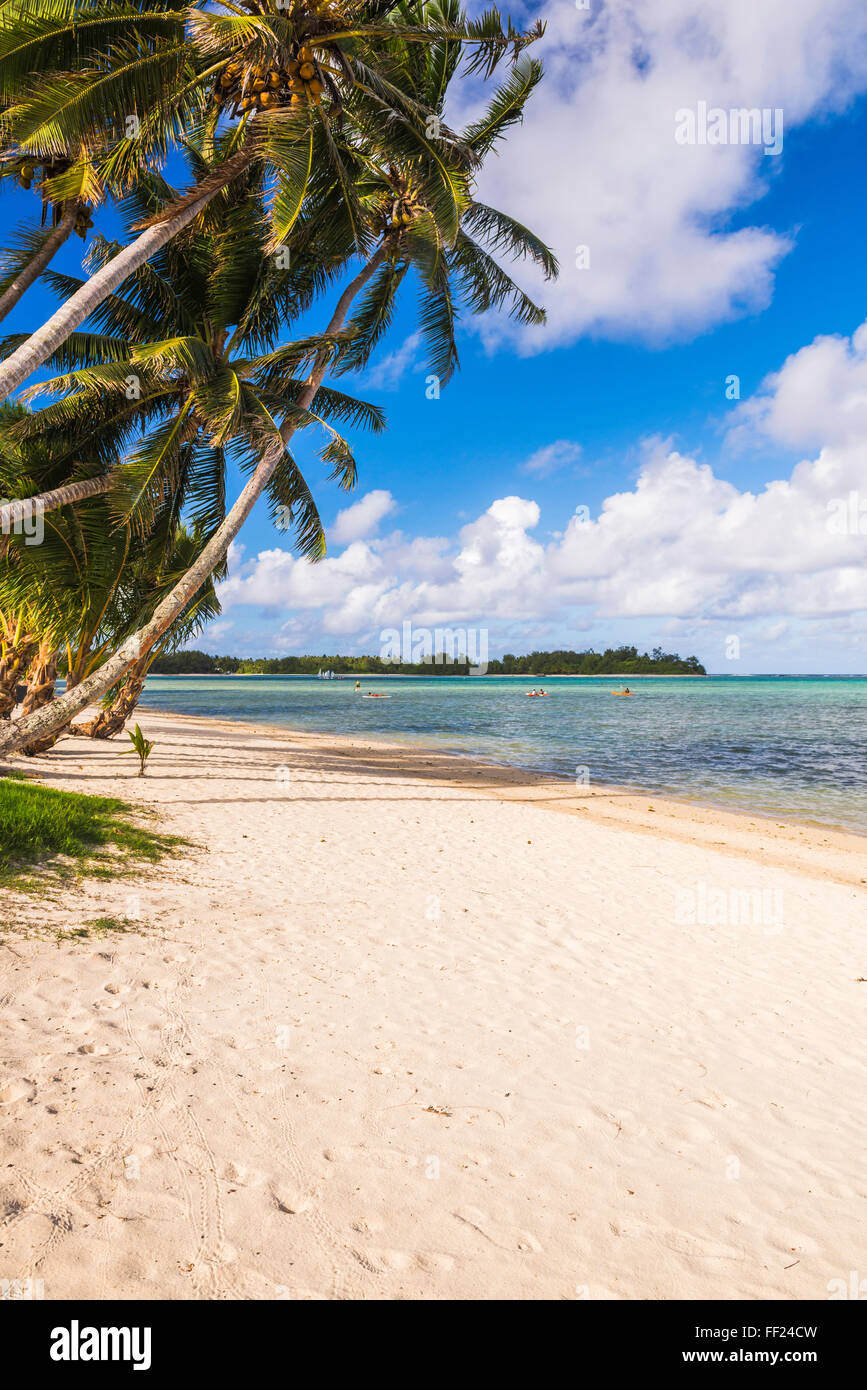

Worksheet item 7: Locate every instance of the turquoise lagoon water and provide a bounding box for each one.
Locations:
[138,675,867,832]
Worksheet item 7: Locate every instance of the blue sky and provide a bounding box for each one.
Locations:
[6,0,867,672]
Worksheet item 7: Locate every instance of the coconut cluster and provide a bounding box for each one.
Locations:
[14,159,92,236]
[384,193,420,232]
[378,169,421,234]
[15,161,36,192]
[213,46,327,115]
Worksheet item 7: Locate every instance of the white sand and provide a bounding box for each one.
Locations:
[1,710,865,1300]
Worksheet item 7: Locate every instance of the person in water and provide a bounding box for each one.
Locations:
[355,680,361,690]
[623,687,631,694]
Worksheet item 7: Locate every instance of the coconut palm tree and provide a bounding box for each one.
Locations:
[0,604,36,719]
[0,141,108,323]
[0,484,220,751]
[0,1,555,758]
[70,523,222,739]
[0,0,540,397]
[2,138,384,545]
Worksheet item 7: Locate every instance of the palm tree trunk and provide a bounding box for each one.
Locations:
[0,203,78,325]
[0,473,110,534]
[0,240,392,758]
[70,665,146,738]
[0,142,255,400]
[20,642,61,755]
[0,639,35,718]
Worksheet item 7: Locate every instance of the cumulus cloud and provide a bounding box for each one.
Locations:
[220,446,867,632]
[329,489,396,544]
[730,320,867,451]
[217,319,867,662]
[461,0,867,349]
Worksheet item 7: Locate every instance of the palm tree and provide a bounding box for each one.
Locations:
[0,0,540,397]
[71,524,221,738]
[0,485,221,751]
[2,140,383,545]
[0,604,36,719]
[0,137,110,322]
[0,1,555,758]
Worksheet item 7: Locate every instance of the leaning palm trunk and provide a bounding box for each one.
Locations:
[0,142,255,400]
[0,473,111,535]
[0,203,79,325]
[70,658,148,739]
[0,241,391,759]
[24,670,79,754]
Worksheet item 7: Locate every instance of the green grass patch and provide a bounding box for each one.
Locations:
[54,915,142,942]
[0,775,185,891]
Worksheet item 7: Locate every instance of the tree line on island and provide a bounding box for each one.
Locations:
[151,646,707,676]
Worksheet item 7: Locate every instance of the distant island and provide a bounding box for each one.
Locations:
[151,646,706,677]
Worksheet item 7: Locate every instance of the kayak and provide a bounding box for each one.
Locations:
[363,693,390,699]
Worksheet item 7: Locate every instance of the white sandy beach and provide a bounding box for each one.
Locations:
[1,710,865,1300]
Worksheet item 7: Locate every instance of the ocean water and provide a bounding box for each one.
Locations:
[138,675,867,832]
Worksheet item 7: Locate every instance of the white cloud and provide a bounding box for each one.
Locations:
[329,488,396,544]
[730,320,867,451]
[218,319,867,665]
[360,333,422,391]
[462,0,867,349]
[521,439,583,475]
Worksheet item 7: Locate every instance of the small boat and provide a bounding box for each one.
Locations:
[363,693,390,699]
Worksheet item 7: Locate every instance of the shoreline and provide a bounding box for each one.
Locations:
[134,703,867,856]
[2,710,865,1300]
[147,671,710,678]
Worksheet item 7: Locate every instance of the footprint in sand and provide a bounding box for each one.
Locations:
[273,1186,311,1215]
[453,1206,542,1253]
[78,1043,111,1056]
[414,1252,456,1273]
[0,1078,36,1105]
[223,1161,267,1187]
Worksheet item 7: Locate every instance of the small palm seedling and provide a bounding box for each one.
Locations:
[119,723,154,777]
